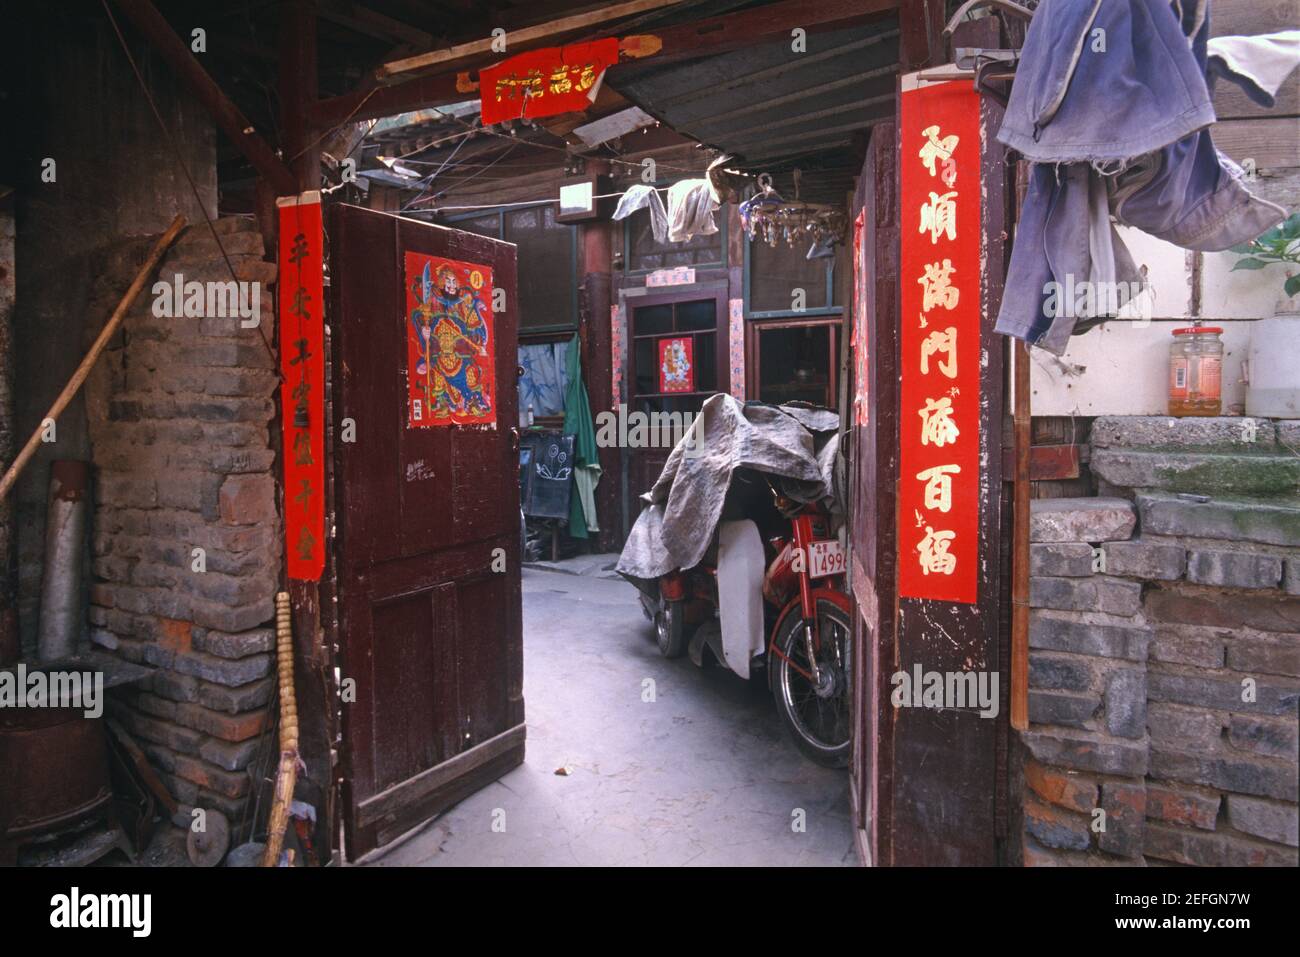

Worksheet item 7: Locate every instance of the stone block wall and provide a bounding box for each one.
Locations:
[82,218,281,828]
[1022,416,1300,867]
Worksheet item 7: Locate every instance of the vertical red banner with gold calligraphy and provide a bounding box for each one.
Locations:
[898,78,982,604]
[277,192,325,581]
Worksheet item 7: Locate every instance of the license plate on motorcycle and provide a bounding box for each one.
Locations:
[807,540,846,579]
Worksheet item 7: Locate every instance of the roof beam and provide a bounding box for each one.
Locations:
[312,0,900,131]
[110,0,297,195]
[317,1,433,48]
[377,0,687,80]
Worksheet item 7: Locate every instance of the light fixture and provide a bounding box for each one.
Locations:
[556,173,612,223]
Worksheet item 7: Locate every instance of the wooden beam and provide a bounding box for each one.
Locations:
[110,0,297,196]
[318,0,433,48]
[377,0,685,79]
[313,0,901,129]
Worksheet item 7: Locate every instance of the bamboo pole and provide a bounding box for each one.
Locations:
[0,213,186,503]
[263,591,300,867]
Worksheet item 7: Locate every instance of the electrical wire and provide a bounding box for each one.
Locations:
[399,129,473,211]
[428,184,671,212]
[403,141,523,208]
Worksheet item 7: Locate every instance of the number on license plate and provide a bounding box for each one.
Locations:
[807,540,845,579]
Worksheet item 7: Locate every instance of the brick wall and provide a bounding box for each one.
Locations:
[1022,416,1299,866]
[83,218,281,830]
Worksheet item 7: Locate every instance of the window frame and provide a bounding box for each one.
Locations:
[746,315,841,409]
[442,201,580,336]
[619,198,729,278]
[742,234,842,320]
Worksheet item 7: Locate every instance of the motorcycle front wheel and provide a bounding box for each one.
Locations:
[771,598,852,768]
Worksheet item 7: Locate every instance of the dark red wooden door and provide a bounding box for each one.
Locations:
[330,204,524,858]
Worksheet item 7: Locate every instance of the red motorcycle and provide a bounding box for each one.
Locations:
[642,480,853,767]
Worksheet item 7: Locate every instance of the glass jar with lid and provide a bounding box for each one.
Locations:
[1169,326,1224,416]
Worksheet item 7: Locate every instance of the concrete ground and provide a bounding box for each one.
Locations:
[367,558,855,867]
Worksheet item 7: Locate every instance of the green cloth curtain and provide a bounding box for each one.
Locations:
[563,333,602,538]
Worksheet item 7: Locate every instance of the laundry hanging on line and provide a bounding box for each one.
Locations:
[611,178,720,244]
[993,0,1292,356]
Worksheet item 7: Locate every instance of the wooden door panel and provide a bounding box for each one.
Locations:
[455,573,516,742]
[331,204,525,859]
[371,589,442,792]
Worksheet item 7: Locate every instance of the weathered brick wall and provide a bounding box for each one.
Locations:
[1022,416,1299,866]
[82,218,281,829]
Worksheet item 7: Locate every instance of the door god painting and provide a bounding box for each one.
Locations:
[405,252,496,427]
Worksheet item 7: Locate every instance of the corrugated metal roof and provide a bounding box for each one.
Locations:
[607,18,900,201]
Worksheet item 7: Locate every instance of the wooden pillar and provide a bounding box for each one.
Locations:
[278,0,335,862]
[849,120,901,865]
[579,161,620,552]
[0,191,17,666]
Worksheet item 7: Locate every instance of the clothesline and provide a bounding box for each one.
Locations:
[429,184,674,212]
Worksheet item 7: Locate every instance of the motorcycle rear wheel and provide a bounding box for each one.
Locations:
[771,598,852,768]
[655,599,687,658]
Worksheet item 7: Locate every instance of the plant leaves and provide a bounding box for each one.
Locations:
[1286,274,1300,297]
[1232,257,1269,270]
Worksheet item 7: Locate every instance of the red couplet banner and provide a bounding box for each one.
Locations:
[277,192,326,582]
[480,38,620,126]
[897,78,982,604]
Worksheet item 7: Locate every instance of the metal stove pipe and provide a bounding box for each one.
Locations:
[37,459,88,662]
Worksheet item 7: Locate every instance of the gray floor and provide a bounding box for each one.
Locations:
[367,562,855,866]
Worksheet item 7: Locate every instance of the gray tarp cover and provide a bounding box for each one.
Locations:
[616,394,842,582]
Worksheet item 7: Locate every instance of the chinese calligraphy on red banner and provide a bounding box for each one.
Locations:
[405,252,496,428]
[898,78,982,604]
[479,39,620,126]
[277,192,325,581]
[658,336,694,393]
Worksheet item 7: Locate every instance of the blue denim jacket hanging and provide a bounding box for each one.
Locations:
[993,0,1289,355]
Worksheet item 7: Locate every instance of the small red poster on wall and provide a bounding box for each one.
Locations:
[480,38,620,126]
[897,76,983,604]
[658,336,694,394]
[277,191,325,582]
[405,251,495,428]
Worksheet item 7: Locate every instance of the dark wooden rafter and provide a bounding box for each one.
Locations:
[317,0,433,48]
[312,0,901,130]
[110,0,298,195]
